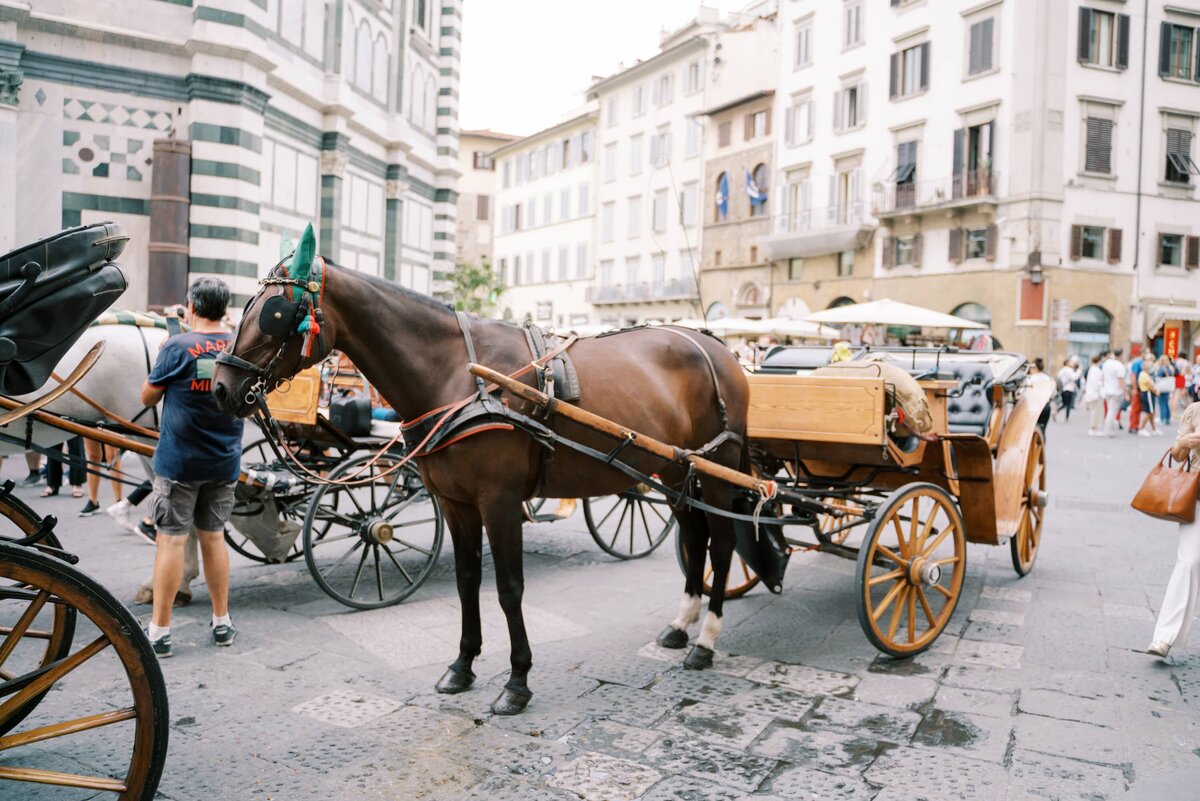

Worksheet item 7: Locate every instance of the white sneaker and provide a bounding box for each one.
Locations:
[1154,429,1165,436]
[1139,429,1152,437]
[106,500,139,535]
[1147,641,1171,659]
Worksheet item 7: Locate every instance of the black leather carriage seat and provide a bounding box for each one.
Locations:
[943,362,994,436]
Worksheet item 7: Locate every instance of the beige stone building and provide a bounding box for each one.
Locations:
[456,130,517,271]
[698,91,776,320]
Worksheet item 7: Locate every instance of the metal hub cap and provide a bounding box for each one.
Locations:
[1030,488,1048,508]
[908,557,942,587]
[367,520,394,544]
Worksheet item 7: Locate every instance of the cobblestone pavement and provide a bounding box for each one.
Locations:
[5,413,1200,800]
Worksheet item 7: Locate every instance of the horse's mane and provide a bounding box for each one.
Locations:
[324,257,457,316]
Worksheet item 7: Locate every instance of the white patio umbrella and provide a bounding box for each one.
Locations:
[667,318,710,330]
[759,318,840,340]
[704,317,773,336]
[804,298,987,329]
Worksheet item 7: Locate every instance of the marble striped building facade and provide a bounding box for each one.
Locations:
[0,0,461,308]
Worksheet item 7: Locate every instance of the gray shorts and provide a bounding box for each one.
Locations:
[151,477,237,535]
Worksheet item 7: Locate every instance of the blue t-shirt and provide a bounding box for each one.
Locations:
[147,332,244,481]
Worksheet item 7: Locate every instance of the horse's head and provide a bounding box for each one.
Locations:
[212,223,334,418]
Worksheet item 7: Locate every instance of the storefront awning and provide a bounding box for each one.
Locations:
[1146,304,1200,335]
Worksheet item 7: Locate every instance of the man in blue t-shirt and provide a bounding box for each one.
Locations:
[140,278,244,657]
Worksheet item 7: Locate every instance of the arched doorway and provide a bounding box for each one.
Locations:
[1069,305,1112,360]
[705,301,731,321]
[951,302,994,350]
[828,296,856,309]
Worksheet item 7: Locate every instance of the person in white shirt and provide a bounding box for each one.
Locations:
[1056,357,1082,422]
[1084,354,1105,435]
[1101,348,1128,437]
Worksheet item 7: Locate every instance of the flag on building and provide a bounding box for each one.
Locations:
[716,172,729,219]
[745,168,767,207]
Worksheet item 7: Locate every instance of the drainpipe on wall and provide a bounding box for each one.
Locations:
[1132,0,1149,349]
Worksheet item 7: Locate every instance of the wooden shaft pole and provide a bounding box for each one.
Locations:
[0,396,156,457]
[468,363,767,495]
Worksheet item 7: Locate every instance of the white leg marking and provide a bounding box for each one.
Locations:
[670,594,702,631]
[696,611,724,649]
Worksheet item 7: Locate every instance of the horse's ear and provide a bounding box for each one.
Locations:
[291,222,317,280]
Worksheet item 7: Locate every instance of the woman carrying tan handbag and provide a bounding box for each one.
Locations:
[1148,401,1200,659]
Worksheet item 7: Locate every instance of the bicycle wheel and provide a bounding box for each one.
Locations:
[0,541,169,800]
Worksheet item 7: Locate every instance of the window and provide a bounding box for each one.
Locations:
[895,236,915,266]
[1159,22,1196,79]
[605,96,618,128]
[512,255,521,286]
[652,189,669,233]
[529,148,540,181]
[560,187,571,220]
[787,176,812,230]
[476,195,489,221]
[627,195,642,238]
[745,110,770,141]
[541,249,551,282]
[715,172,729,221]
[965,228,989,260]
[527,197,537,227]
[1078,226,1105,260]
[473,151,494,170]
[650,128,671,167]
[843,2,863,48]
[652,253,666,285]
[629,134,644,175]
[882,234,921,269]
[834,83,866,130]
[685,60,704,94]
[558,246,569,281]
[1085,117,1113,174]
[890,42,929,99]
[499,257,509,286]
[1160,233,1184,266]
[953,121,994,197]
[680,249,696,279]
[543,192,554,225]
[838,251,853,277]
[890,140,917,208]
[1079,8,1130,70]
[604,143,618,182]
[749,245,758,263]
[788,258,804,281]
[578,182,591,216]
[786,97,813,146]
[795,20,812,68]
[601,202,615,242]
[680,182,698,226]
[718,122,732,148]
[548,142,561,173]
[749,163,768,217]
[580,131,594,164]
[576,243,588,279]
[1166,128,1199,183]
[632,85,646,117]
[968,18,995,75]
[599,260,614,286]
[624,256,639,286]
[414,0,429,31]
[653,73,674,106]
[831,168,862,224]
[685,119,702,157]
[502,160,511,189]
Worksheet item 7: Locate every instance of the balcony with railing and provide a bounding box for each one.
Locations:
[873,169,999,219]
[758,204,877,261]
[587,278,699,305]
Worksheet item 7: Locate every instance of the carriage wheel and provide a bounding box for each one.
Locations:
[226,438,307,564]
[0,541,168,800]
[303,453,444,610]
[674,530,761,599]
[0,494,74,736]
[584,486,677,560]
[1010,429,1046,576]
[855,483,966,658]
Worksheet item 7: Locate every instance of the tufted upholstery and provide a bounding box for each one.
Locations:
[942,362,994,435]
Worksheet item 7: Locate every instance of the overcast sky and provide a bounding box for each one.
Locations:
[459,1,734,137]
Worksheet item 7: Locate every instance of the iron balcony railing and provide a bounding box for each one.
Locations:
[873,168,998,216]
[770,204,870,235]
[587,278,699,304]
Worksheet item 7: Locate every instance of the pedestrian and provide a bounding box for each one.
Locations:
[0,451,44,488]
[1129,349,1147,434]
[79,440,124,516]
[1191,355,1200,403]
[42,437,85,497]
[1101,348,1127,437]
[1085,354,1105,435]
[1147,399,1200,659]
[1174,354,1190,417]
[1137,367,1161,436]
[1056,356,1081,421]
[1155,355,1177,426]
[141,278,244,658]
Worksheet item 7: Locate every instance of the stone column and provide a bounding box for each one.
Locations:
[319,142,349,265]
[384,167,407,282]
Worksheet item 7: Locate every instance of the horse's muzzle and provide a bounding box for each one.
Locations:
[212,379,251,418]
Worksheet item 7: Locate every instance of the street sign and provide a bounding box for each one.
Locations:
[1049,298,1071,341]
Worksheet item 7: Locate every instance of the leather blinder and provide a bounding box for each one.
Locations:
[259,294,301,338]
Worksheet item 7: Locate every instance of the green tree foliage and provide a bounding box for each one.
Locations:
[449,261,504,316]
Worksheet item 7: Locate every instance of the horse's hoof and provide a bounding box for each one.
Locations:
[435,668,475,694]
[657,626,689,649]
[490,686,532,716]
[683,645,714,671]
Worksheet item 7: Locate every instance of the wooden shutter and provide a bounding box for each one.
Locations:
[827,175,837,224]
[984,224,998,261]
[981,18,994,71]
[784,106,795,145]
[764,107,772,136]
[1108,228,1123,264]
[912,233,923,267]
[968,24,981,75]
[1070,225,1083,260]
[882,236,895,269]
[1078,8,1092,63]
[952,128,965,197]
[718,122,731,147]
[948,228,963,263]
[858,83,867,125]
[889,52,900,99]
[744,114,753,141]
[1188,236,1200,270]
[919,43,930,91]
[1160,22,1172,76]
[832,91,843,132]
[890,0,900,6]
[1086,118,1112,174]
[1116,14,1131,70]
[477,194,489,221]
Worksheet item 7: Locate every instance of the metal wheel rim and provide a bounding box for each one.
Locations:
[1012,429,1046,576]
[583,487,677,560]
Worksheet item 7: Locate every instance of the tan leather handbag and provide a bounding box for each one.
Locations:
[1131,451,1200,524]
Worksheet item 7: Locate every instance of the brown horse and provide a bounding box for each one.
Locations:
[212,253,749,715]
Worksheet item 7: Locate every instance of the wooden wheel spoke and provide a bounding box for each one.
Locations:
[0,627,51,640]
[931,583,954,598]
[921,525,954,559]
[891,518,910,558]
[872,580,907,623]
[0,707,135,751]
[887,586,909,640]
[914,513,937,556]
[868,568,904,586]
[932,556,961,567]
[915,586,937,628]
[380,543,416,586]
[0,635,109,729]
[0,765,126,792]
[348,546,370,599]
[906,587,917,643]
[875,544,906,567]
[0,589,50,668]
[909,499,921,554]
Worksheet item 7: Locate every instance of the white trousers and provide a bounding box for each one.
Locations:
[1103,394,1123,434]
[1088,398,1105,431]
[1152,514,1200,648]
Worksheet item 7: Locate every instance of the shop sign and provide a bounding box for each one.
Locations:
[1049,298,1071,341]
[1164,325,1181,358]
